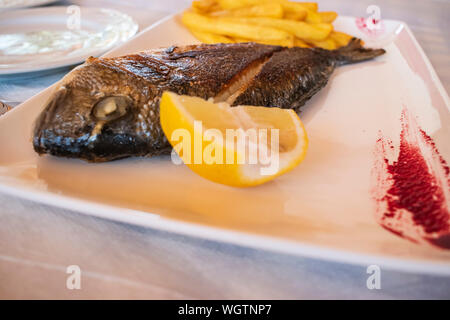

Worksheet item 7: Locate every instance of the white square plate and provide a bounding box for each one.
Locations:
[1,14,449,274]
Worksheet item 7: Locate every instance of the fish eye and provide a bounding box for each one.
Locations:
[92,96,131,121]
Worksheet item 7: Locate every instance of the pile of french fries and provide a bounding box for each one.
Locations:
[181,0,355,50]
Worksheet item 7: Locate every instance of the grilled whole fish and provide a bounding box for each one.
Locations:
[33,40,385,162]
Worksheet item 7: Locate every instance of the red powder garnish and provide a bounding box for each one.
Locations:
[355,17,385,38]
[372,108,450,249]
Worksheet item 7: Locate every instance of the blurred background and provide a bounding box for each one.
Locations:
[0,0,449,299]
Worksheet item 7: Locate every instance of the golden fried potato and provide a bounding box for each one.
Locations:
[297,2,318,11]
[182,11,293,41]
[192,0,219,13]
[182,1,359,50]
[308,38,337,50]
[304,8,322,23]
[217,0,254,10]
[294,37,310,47]
[256,37,295,47]
[314,22,334,33]
[217,3,284,19]
[218,0,318,12]
[279,2,307,20]
[232,37,250,42]
[329,31,352,47]
[219,16,332,41]
[232,37,294,47]
[284,11,306,21]
[319,11,338,23]
[190,29,234,43]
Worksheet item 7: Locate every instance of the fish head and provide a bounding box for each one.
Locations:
[33,60,162,161]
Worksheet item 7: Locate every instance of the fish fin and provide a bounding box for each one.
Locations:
[333,38,385,65]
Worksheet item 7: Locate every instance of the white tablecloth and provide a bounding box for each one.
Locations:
[0,0,449,299]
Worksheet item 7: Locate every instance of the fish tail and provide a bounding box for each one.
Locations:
[333,38,385,65]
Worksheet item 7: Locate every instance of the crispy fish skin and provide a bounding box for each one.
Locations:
[33,40,385,162]
[232,47,335,110]
[33,43,282,161]
[233,39,386,110]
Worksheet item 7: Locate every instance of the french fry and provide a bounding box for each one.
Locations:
[218,0,318,12]
[308,38,337,50]
[192,0,219,13]
[190,30,234,43]
[183,1,359,50]
[232,37,251,42]
[256,37,294,47]
[279,2,307,20]
[233,37,294,47]
[284,11,306,21]
[182,11,293,41]
[319,11,338,23]
[314,22,334,33]
[294,37,310,48]
[220,17,332,41]
[329,31,352,47]
[223,3,284,19]
[297,2,318,11]
[217,0,254,10]
[304,8,322,23]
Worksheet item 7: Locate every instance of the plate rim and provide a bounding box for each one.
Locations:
[0,6,139,75]
[1,14,450,275]
[0,0,58,11]
[1,180,450,276]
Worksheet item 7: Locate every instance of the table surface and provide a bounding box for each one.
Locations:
[0,0,449,299]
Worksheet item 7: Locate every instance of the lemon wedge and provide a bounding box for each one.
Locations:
[159,91,308,187]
